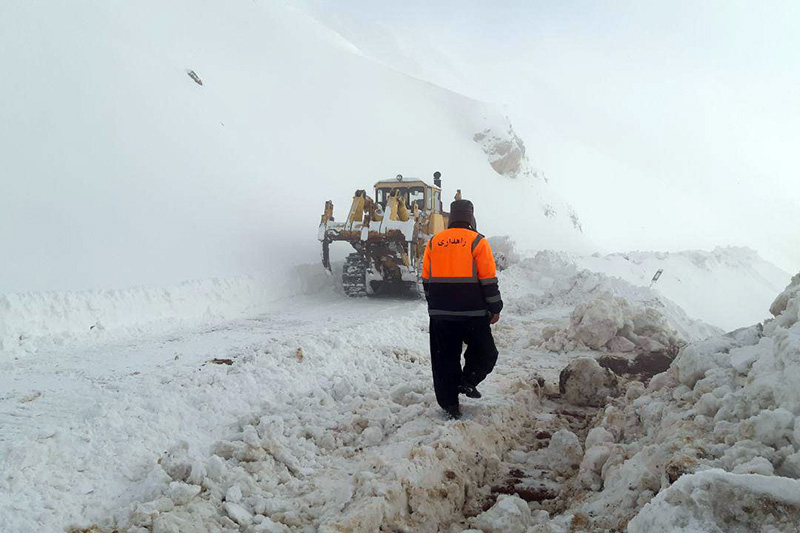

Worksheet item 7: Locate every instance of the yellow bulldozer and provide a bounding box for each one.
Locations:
[318,172,455,297]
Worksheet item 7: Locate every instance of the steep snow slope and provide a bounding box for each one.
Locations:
[0,0,587,352]
[0,0,586,292]
[577,247,791,331]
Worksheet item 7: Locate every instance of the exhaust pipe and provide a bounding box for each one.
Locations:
[433,171,442,188]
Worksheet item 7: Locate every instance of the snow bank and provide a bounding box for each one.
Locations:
[507,252,721,353]
[555,292,682,353]
[0,264,330,359]
[529,271,800,530]
[578,247,791,331]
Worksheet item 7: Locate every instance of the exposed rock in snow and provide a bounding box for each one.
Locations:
[473,124,535,180]
[770,272,800,322]
[559,357,619,407]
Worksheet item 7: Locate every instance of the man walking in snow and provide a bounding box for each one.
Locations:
[421,199,503,420]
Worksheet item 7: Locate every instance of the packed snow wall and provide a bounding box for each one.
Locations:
[578,247,791,330]
[520,271,800,531]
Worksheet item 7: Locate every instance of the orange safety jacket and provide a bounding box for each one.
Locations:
[421,227,503,319]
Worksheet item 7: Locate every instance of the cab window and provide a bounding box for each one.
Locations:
[408,186,425,210]
[376,188,391,206]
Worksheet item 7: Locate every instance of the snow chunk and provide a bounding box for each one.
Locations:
[607,335,636,352]
[254,517,291,532]
[224,501,253,526]
[579,429,617,491]
[550,430,584,471]
[471,494,532,533]
[629,469,800,533]
[673,336,739,388]
[488,236,520,271]
[741,408,795,448]
[388,382,426,406]
[585,427,615,450]
[731,456,774,476]
[570,294,630,349]
[225,484,242,503]
[360,426,383,446]
[167,481,201,506]
[522,429,586,476]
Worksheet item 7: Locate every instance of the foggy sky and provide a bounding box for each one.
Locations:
[304,0,800,271]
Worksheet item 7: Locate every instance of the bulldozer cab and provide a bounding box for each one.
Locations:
[374,177,442,214]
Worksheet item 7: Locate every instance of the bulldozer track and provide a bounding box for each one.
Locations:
[342,253,369,297]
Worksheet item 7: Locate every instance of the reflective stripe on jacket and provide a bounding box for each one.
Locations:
[421,228,503,319]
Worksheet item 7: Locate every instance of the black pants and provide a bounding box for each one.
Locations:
[429,316,499,409]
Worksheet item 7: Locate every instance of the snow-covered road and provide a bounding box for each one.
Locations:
[0,254,726,532]
[1,258,582,532]
[1,293,424,530]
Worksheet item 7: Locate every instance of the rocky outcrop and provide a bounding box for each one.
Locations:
[473,126,536,180]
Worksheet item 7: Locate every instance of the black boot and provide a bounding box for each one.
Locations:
[458,381,482,399]
[443,404,462,420]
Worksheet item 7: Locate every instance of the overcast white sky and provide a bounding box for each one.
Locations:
[303,1,800,271]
